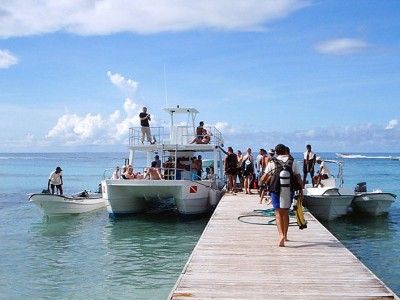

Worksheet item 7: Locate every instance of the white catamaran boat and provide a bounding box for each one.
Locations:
[101,107,226,216]
[303,160,355,220]
[352,182,396,216]
[29,191,106,216]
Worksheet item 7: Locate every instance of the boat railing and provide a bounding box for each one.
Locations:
[129,127,167,146]
[103,166,221,181]
[129,125,224,146]
[324,160,344,188]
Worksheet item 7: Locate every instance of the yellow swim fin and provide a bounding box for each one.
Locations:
[293,195,307,230]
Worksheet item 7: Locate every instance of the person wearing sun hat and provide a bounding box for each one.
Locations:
[313,156,331,187]
[48,166,63,195]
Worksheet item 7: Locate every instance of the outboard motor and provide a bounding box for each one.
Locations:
[355,182,367,193]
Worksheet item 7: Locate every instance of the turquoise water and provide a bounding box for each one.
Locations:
[0,152,399,298]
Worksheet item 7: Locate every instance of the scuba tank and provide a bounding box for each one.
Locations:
[279,168,291,203]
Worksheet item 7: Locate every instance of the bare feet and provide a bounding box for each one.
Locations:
[278,237,285,247]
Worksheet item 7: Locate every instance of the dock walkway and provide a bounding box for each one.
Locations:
[170,194,398,299]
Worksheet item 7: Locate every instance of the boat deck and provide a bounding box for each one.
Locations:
[169,193,398,299]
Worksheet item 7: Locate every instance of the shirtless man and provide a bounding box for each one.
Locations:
[144,161,163,180]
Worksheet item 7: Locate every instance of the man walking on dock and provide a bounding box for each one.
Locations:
[264,144,303,247]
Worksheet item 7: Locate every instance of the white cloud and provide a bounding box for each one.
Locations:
[46,113,104,144]
[0,1,309,38]
[385,119,398,130]
[46,98,143,145]
[214,121,236,134]
[0,49,18,68]
[107,71,138,93]
[315,38,368,55]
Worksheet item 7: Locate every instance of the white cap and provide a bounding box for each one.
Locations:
[316,156,322,161]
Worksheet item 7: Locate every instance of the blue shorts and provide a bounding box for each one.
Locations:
[270,192,293,209]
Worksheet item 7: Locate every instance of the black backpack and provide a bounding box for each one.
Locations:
[268,157,297,194]
[242,156,254,173]
[226,153,237,173]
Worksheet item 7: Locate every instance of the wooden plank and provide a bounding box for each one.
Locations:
[169,194,398,299]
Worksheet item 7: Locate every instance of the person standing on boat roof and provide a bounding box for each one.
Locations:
[303,144,316,186]
[139,107,156,144]
[48,166,63,195]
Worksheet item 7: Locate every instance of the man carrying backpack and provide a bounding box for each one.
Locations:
[263,144,303,247]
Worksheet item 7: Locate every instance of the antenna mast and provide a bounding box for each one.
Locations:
[163,64,168,107]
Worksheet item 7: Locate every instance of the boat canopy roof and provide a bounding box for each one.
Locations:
[163,107,199,115]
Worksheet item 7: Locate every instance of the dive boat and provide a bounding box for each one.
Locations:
[101,107,226,217]
[352,182,396,216]
[29,191,106,216]
[303,160,354,220]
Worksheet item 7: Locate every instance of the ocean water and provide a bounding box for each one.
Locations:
[0,152,399,298]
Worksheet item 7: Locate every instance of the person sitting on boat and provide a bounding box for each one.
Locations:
[190,121,205,144]
[111,166,121,179]
[124,165,137,179]
[48,166,63,195]
[313,157,331,187]
[200,128,211,144]
[120,166,128,179]
[144,161,163,180]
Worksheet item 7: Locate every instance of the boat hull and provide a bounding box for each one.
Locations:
[102,179,221,216]
[29,193,106,216]
[303,187,354,220]
[352,193,396,216]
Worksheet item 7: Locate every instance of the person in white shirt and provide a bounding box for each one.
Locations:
[313,157,331,187]
[111,166,121,179]
[303,144,316,186]
[48,166,63,195]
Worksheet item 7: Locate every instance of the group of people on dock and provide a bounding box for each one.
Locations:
[223,143,331,247]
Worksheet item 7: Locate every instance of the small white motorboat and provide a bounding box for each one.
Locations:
[303,160,354,221]
[352,182,396,216]
[29,191,106,216]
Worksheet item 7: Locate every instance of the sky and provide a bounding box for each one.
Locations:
[0,0,399,153]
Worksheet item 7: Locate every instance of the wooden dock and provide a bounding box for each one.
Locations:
[170,193,398,299]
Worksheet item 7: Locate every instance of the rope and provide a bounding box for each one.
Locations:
[238,208,298,226]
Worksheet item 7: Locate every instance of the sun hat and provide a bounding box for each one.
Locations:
[316,156,322,161]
